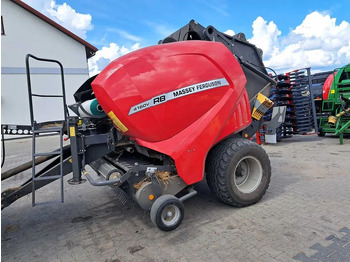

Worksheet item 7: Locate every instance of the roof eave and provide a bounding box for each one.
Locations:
[11,0,98,59]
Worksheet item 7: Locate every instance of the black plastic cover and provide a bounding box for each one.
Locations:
[73,75,98,102]
[159,20,274,103]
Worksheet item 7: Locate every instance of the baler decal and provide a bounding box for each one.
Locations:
[128,78,229,115]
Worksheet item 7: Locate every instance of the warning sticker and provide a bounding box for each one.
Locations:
[70,126,76,137]
[128,78,229,115]
[108,111,128,132]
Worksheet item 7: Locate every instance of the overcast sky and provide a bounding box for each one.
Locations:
[23,0,350,75]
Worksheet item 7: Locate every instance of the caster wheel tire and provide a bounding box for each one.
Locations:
[150,195,184,231]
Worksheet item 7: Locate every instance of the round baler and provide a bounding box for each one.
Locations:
[89,40,272,230]
[2,21,275,231]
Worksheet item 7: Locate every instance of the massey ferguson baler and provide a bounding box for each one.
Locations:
[2,20,276,231]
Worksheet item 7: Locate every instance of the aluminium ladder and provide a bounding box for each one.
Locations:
[26,54,69,206]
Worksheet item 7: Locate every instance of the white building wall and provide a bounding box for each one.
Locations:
[1,0,91,126]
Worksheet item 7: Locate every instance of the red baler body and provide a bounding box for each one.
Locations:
[92,41,251,185]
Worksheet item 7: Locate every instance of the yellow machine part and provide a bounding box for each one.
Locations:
[328,116,338,125]
[328,108,350,125]
[251,93,274,120]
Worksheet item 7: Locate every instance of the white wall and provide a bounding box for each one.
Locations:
[1,74,88,125]
[1,0,91,126]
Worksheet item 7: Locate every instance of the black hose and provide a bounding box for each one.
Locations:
[1,131,5,168]
[240,60,277,85]
[245,60,278,80]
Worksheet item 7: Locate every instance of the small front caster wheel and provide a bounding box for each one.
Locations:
[150,195,184,231]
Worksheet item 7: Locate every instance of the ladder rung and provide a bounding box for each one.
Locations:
[34,175,62,181]
[33,127,62,133]
[33,200,63,206]
[31,94,64,98]
[34,150,61,156]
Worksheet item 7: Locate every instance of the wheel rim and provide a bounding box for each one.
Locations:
[161,205,181,227]
[233,156,263,194]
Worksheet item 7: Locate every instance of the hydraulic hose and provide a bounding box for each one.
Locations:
[1,131,5,168]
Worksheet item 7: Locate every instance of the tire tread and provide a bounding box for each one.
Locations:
[206,138,271,207]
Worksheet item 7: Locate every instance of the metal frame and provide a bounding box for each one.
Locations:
[1,139,114,209]
[26,54,69,126]
[306,68,319,132]
[25,54,70,206]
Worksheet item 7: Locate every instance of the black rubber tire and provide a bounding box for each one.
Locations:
[206,138,271,207]
[317,131,326,137]
[150,195,184,231]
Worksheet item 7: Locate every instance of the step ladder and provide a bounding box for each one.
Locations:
[26,54,69,206]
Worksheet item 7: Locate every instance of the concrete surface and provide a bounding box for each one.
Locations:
[1,134,349,262]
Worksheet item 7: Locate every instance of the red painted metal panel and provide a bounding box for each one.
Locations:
[323,73,334,100]
[92,41,251,185]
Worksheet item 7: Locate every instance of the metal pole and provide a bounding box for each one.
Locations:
[1,155,56,181]
[306,68,319,133]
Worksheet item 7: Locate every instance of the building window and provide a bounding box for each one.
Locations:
[1,16,5,35]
